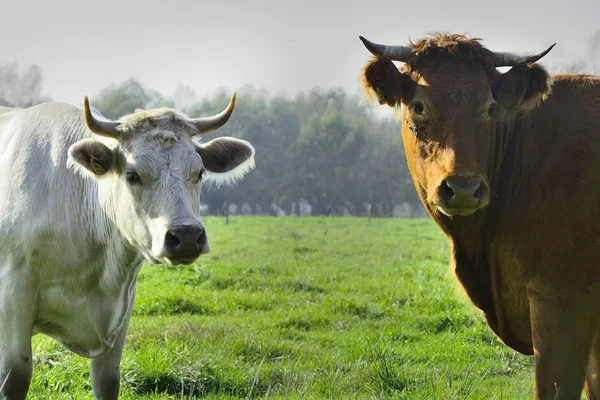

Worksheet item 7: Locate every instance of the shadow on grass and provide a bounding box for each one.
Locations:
[416,314,478,334]
[279,316,331,331]
[336,300,385,319]
[288,280,326,294]
[134,297,214,316]
[366,340,414,396]
[125,370,259,398]
[125,366,293,399]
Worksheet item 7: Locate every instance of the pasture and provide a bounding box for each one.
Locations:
[28,217,534,399]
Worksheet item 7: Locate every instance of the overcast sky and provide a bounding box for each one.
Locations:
[1,0,599,105]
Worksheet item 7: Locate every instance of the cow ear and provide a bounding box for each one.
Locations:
[492,64,552,114]
[68,139,115,177]
[195,137,255,186]
[361,58,416,106]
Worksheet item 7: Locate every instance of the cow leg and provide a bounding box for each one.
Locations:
[0,339,33,400]
[90,300,133,400]
[529,290,598,400]
[584,332,600,400]
[0,359,32,400]
[0,277,34,400]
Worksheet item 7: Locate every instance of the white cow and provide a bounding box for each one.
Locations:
[0,93,255,399]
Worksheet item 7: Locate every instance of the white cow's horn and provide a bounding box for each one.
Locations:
[191,92,236,135]
[83,96,121,139]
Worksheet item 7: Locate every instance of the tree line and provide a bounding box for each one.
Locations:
[3,34,600,217]
[93,80,423,217]
[0,66,424,217]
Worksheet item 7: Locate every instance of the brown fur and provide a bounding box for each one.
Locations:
[408,32,495,71]
[361,32,600,399]
[361,58,416,106]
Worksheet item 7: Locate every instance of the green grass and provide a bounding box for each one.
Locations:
[28,217,535,399]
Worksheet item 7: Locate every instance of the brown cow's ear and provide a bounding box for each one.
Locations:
[491,64,552,114]
[68,139,115,177]
[361,58,416,106]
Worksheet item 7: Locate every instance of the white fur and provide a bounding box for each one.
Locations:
[200,138,256,188]
[0,100,255,399]
[205,154,256,187]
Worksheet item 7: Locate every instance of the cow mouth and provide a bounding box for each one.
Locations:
[164,255,201,266]
[432,193,490,217]
[141,250,163,265]
[436,206,481,217]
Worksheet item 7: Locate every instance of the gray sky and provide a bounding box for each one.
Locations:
[1,0,599,105]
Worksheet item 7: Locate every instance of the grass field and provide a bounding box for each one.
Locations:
[28,217,535,399]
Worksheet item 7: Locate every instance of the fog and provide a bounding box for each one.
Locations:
[1,0,599,104]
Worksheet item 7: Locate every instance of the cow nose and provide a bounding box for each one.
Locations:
[165,225,207,259]
[439,177,488,211]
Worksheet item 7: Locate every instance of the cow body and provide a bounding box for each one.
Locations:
[361,34,600,399]
[447,75,600,355]
[0,97,254,399]
[0,103,140,358]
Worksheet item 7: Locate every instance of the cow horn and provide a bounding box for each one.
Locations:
[83,96,121,138]
[359,36,413,62]
[492,43,556,67]
[191,92,236,135]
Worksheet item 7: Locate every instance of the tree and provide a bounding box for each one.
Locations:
[192,87,301,215]
[550,30,600,75]
[0,63,49,107]
[92,78,173,119]
[172,84,198,110]
[91,83,421,217]
[359,117,421,217]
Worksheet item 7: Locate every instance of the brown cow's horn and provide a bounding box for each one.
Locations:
[359,36,413,62]
[83,96,121,138]
[492,43,556,67]
[191,92,236,135]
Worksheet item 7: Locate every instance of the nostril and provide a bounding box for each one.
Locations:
[474,185,483,201]
[197,229,206,247]
[441,180,455,201]
[166,231,181,249]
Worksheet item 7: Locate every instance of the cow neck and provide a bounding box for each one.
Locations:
[419,118,534,354]
[417,118,514,338]
[427,199,493,314]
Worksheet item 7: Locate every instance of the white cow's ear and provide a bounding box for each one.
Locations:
[68,139,115,177]
[195,137,255,186]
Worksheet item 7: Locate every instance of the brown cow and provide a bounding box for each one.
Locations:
[360,32,600,399]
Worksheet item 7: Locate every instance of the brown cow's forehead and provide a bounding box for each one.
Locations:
[413,61,493,108]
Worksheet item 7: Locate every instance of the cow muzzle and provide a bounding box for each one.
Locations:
[163,224,210,265]
[435,176,490,216]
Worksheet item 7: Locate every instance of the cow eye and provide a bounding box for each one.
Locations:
[197,169,205,183]
[413,101,424,115]
[488,103,496,116]
[126,170,141,185]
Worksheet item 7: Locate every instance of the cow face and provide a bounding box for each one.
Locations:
[68,95,255,265]
[360,34,552,217]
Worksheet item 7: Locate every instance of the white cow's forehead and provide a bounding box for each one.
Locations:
[117,107,198,138]
[122,133,203,175]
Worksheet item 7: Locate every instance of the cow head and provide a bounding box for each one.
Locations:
[68,94,255,265]
[360,33,554,217]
